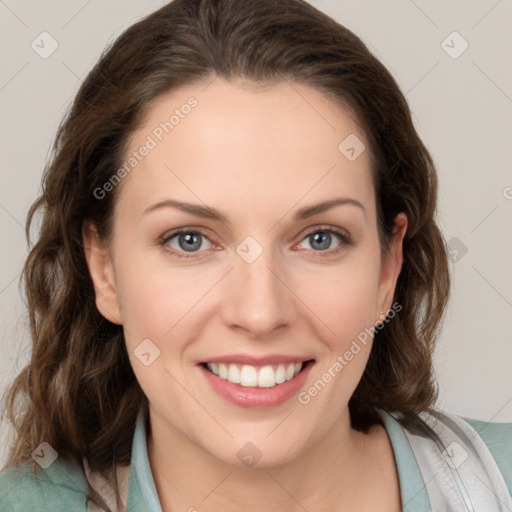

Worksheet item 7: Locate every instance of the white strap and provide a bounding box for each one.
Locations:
[84,459,131,512]
[401,408,512,511]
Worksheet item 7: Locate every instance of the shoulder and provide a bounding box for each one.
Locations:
[460,415,512,495]
[0,458,89,512]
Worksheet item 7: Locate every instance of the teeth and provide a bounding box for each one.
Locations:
[206,362,304,388]
[285,363,295,381]
[240,365,258,386]
[218,363,228,379]
[275,364,286,384]
[257,366,275,388]
[227,364,241,384]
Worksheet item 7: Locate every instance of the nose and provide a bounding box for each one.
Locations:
[220,245,295,339]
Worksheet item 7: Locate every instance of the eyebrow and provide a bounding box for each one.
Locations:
[140,197,366,223]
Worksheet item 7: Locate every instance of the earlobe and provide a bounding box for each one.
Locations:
[376,213,408,320]
[82,221,122,325]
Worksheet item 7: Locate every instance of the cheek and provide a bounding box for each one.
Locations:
[297,251,381,338]
[297,258,381,405]
[114,246,219,355]
[112,243,183,341]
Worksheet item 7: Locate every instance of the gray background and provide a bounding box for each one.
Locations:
[1,0,511,467]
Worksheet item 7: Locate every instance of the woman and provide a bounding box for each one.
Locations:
[0,0,510,511]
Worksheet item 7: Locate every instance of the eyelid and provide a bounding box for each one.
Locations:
[293,225,352,256]
[295,224,351,243]
[159,227,215,256]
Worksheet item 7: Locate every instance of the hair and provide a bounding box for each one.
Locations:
[1,0,450,510]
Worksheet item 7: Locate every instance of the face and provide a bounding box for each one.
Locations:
[84,76,406,468]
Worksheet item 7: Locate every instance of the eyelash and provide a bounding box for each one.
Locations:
[158,226,352,260]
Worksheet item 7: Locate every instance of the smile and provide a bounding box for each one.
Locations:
[198,359,315,408]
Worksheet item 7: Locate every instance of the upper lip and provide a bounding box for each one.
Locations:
[200,354,314,365]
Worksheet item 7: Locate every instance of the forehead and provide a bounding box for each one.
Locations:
[117,77,375,223]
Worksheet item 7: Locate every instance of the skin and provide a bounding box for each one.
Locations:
[84,75,407,511]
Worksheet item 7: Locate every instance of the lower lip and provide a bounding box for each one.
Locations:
[198,361,315,409]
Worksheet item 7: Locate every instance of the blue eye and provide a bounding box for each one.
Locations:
[161,229,212,258]
[159,226,352,259]
[296,228,351,257]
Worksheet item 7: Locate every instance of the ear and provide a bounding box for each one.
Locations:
[375,213,407,324]
[82,221,122,325]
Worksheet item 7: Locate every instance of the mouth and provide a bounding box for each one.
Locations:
[197,358,316,408]
[199,359,315,389]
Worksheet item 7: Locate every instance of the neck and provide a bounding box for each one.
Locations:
[147,407,392,511]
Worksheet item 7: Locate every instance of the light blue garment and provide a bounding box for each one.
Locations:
[379,409,512,511]
[0,407,510,511]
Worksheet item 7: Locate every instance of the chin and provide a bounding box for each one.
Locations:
[206,437,307,470]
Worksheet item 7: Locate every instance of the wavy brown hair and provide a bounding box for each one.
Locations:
[1,0,450,510]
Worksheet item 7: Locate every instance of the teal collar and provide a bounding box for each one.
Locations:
[376,409,432,512]
[126,408,162,512]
